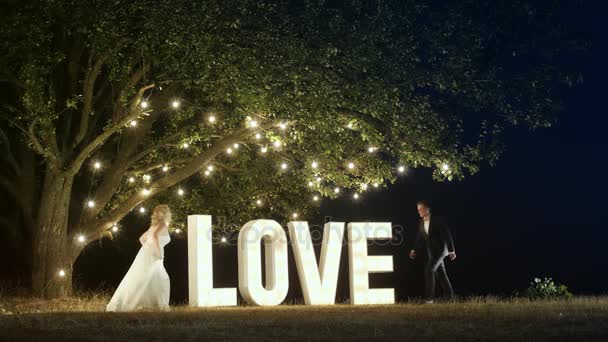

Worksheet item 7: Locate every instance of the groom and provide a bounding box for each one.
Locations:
[409,199,456,303]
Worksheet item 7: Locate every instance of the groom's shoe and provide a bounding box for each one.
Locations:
[424,300,434,304]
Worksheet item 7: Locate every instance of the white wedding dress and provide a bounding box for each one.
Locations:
[106,228,171,312]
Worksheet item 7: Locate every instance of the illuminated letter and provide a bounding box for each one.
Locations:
[347,222,394,305]
[238,219,289,306]
[288,221,344,305]
[187,215,237,307]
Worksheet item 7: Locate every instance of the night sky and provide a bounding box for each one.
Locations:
[10,1,607,303]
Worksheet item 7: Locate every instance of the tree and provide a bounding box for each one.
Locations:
[0,0,582,298]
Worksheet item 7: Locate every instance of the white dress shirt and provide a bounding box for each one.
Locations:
[424,217,430,235]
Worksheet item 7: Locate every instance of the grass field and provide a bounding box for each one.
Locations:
[1,293,608,342]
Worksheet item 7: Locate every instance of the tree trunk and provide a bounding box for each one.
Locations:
[31,166,74,298]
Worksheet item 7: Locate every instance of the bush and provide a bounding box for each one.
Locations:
[524,277,573,300]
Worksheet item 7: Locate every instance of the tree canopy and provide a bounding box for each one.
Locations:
[0,0,583,238]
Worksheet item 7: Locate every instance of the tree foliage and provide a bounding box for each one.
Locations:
[0,0,583,239]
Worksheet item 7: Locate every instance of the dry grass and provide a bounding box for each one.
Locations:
[1,293,607,342]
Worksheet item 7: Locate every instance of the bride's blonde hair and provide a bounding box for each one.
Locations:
[151,204,172,228]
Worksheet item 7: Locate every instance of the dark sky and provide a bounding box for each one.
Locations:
[2,1,603,303]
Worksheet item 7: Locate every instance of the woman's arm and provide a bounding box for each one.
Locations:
[147,222,166,259]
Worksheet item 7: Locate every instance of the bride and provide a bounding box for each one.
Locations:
[106,204,172,312]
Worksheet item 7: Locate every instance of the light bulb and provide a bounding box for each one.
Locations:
[77,235,85,243]
[221,236,227,243]
[177,188,184,196]
[162,165,169,172]
[373,183,379,188]
[292,213,298,218]
[142,188,150,196]
[139,207,146,213]
[128,177,135,183]
[442,163,450,171]
[208,115,216,123]
[313,195,319,201]
[226,148,233,154]
[311,161,318,168]
[260,147,268,153]
[279,122,287,130]
[171,100,180,108]
[273,140,281,148]
[204,170,210,176]
[58,269,66,277]
[348,162,355,169]
[94,161,101,169]
[398,166,405,173]
[334,187,340,193]
[281,163,288,170]
[112,225,118,232]
[249,120,258,127]
[233,143,239,149]
[207,165,214,171]
[182,143,189,149]
[140,101,148,109]
[353,193,359,199]
[255,133,261,139]
[316,176,322,182]
[256,199,262,206]
[361,184,368,191]
[87,200,95,208]
[308,181,314,187]
[175,228,182,234]
[368,147,376,153]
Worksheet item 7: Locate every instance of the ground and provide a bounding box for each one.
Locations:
[1,295,607,341]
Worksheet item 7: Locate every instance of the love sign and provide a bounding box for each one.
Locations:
[187,215,395,307]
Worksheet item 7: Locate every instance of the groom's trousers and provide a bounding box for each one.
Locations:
[424,251,454,300]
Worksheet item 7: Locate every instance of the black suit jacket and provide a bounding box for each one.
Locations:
[412,216,455,259]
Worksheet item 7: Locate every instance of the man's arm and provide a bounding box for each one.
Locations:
[441,220,455,254]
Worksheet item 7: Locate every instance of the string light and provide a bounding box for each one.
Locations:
[373,183,379,188]
[143,174,151,183]
[311,161,318,169]
[233,143,239,149]
[221,236,227,243]
[368,146,377,153]
[353,193,360,199]
[260,147,268,153]
[177,188,184,196]
[255,133,262,140]
[442,163,450,171]
[316,176,322,182]
[279,122,287,130]
[77,235,86,243]
[307,181,314,187]
[256,199,263,206]
[140,101,149,109]
[130,120,137,127]
[162,165,169,172]
[204,170,211,176]
[128,177,135,183]
[87,200,95,208]
[58,269,66,277]
[273,140,281,148]
[398,166,405,173]
[142,188,151,196]
[334,187,340,194]
[292,213,298,219]
[139,207,146,213]
[208,115,216,123]
[207,165,214,171]
[171,100,180,109]
[280,163,288,170]
[226,147,233,154]
[348,162,355,169]
[175,228,182,234]
[313,195,319,201]
[361,184,368,191]
[93,161,102,169]
[112,224,119,232]
[182,142,189,149]
[347,122,353,129]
